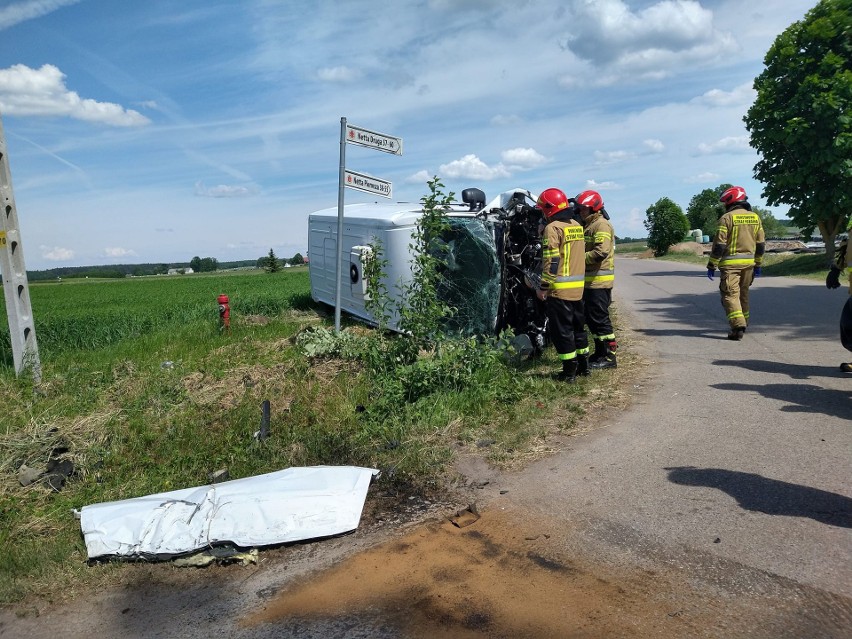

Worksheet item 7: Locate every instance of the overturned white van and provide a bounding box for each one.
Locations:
[308,188,548,351]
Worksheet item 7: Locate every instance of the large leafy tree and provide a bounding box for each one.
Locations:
[644,197,690,256]
[744,0,851,261]
[686,184,732,234]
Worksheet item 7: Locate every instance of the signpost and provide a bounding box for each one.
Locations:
[335,118,401,332]
[0,114,41,381]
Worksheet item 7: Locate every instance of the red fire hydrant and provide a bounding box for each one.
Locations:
[217,294,230,332]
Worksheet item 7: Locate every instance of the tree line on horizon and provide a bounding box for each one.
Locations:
[26,251,307,281]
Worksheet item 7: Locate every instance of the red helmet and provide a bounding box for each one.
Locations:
[720,186,747,206]
[575,190,604,212]
[536,188,570,218]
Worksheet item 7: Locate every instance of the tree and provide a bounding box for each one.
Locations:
[290,252,305,265]
[198,257,218,272]
[397,176,455,348]
[263,249,280,273]
[644,197,690,256]
[190,256,202,272]
[744,0,851,262]
[685,184,732,234]
[752,205,789,239]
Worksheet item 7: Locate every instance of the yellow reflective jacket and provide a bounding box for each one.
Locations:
[583,212,615,289]
[540,219,585,301]
[707,205,765,270]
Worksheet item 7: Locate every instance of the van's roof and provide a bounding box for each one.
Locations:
[308,202,477,226]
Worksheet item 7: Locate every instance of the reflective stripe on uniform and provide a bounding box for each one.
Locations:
[719,253,755,266]
[585,271,614,283]
[550,274,585,289]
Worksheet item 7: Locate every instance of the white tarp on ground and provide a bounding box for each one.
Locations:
[79,465,379,559]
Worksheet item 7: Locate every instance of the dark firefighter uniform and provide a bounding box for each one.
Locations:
[707,204,765,338]
[582,210,616,367]
[540,217,589,381]
[826,218,852,372]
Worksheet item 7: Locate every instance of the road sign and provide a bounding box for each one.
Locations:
[344,169,392,199]
[345,124,403,156]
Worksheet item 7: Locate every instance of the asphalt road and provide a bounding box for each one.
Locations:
[493,255,852,634]
[514,256,851,578]
[3,256,850,638]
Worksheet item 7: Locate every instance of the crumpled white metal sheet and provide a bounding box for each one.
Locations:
[80,466,379,559]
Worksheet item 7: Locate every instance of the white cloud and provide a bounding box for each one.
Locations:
[40,245,74,261]
[686,172,722,183]
[0,64,150,126]
[438,154,510,180]
[691,83,755,107]
[194,181,259,198]
[103,247,137,258]
[501,148,547,170]
[405,170,432,184]
[696,136,751,155]
[585,179,622,190]
[317,66,361,82]
[560,0,736,83]
[594,150,636,165]
[0,0,81,31]
[644,139,665,152]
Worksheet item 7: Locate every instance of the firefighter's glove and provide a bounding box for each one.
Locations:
[826,267,841,289]
[706,267,715,281]
[753,266,762,278]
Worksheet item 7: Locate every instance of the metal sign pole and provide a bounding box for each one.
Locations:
[0,114,41,381]
[334,117,346,333]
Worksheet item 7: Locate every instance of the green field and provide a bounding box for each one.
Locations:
[1,268,312,363]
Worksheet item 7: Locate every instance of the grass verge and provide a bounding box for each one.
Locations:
[0,271,640,608]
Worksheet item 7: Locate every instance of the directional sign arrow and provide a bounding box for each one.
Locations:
[344,169,392,199]
[345,124,403,156]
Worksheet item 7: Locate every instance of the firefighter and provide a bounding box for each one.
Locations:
[575,190,617,369]
[825,217,851,373]
[706,186,765,340]
[535,187,589,381]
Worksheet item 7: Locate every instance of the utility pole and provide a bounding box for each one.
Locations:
[0,114,41,382]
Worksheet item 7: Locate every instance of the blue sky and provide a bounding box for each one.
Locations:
[0,0,815,270]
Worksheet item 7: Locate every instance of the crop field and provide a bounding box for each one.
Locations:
[0,268,312,364]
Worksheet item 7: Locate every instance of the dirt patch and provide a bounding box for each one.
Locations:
[668,241,707,255]
[241,505,771,638]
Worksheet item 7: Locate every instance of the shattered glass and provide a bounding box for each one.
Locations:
[432,190,549,354]
[435,217,502,336]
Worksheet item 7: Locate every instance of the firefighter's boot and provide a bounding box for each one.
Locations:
[577,354,590,377]
[590,341,617,370]
[557,359,579,382]
[588,339,607,365]
[727,326,745,341]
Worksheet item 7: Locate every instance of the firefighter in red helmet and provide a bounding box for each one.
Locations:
[575,190,617,369]
[706,186,765,340]
[535,188,589,381]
